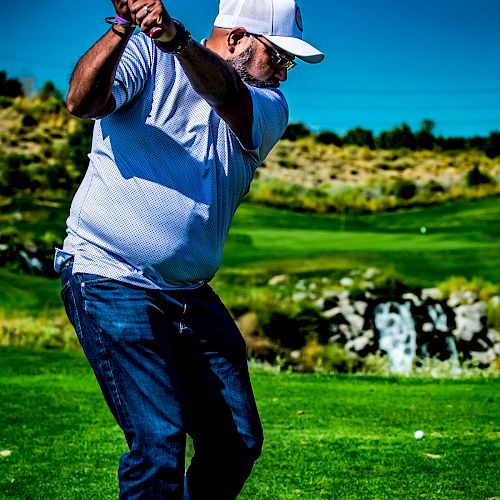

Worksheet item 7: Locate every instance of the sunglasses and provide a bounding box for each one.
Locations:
[250,34,297,72]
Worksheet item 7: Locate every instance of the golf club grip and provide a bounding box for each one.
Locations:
[149,26,163,38]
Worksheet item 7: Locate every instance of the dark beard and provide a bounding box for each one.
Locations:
[227,44,279,89]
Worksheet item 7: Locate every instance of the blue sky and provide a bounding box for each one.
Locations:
[2,0,499,137]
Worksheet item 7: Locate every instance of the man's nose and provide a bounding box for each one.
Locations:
[275,66,288,82]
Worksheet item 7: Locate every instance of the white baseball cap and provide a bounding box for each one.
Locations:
[214,0,324,64]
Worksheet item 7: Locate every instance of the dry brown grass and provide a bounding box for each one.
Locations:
[260,138,499,190]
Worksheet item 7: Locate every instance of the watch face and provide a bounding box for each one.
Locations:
[294,5,303,32]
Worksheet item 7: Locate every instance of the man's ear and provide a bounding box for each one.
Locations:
[226,27,248,54]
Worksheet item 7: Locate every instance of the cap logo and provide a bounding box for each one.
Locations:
[294,5,303,32]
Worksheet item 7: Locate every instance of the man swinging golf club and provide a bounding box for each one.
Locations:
[55,0,323,497]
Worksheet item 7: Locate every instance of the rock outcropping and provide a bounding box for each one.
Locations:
[238,273,500,374]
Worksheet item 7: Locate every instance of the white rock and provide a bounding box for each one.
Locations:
[363,268,379,279]
[295,280,307,291]
[422,322,434,333]
[340,277,354,287]
[346,335,369,352]
[354,301,368,316]
[463,290,478,304]
[363,329,375,340]
[453,314,481,342]
[470,350,495,365]
[346,314,364,335]
[314,298,325,309]
[448,293,462,308]
[422,287,443,300]
[487,329,500,343]
[339,302,355,316]
[268,274,288,286]
[323,307,341,319]
[322,290,339,299]
[292,292,308,302]
[402,293,422,307]
[328,334,342,343]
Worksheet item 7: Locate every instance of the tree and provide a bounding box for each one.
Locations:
[377,123,416,150]
[420,119,435,135]
[466,163,493,186]
[483,131,500,158]
[415,119,436,150]
[38,81,62,102]
[282,122,311,141]
[343,127,375,149]
[436,136,466,151]
[0,71,23,98]
[315,131,342,146]
[68,119,94,175]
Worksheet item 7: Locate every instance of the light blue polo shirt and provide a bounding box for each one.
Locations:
[62,32,288,289]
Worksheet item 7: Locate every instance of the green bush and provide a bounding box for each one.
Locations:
[466,164,495,187]
[281,122,310,141]
[22,114,38,127]
[315,131,342,146]
[389,178,417,200]
[0,95,13,108]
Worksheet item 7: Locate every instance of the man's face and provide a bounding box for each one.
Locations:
[227,35,293,88]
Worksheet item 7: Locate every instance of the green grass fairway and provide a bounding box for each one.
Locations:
[0,348,498,499]
[0,197,498,315]
[222,197,500,286]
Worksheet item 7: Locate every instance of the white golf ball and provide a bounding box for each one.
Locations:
[414,430,424,439]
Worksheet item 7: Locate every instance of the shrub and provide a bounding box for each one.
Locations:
[21,114,38,127]
[343,127,375,149]
[0,96,13,108]
[315,131,342,146]
[38,81,63,102]
[484,131,500,158]
[0,313,78,350]
[422,179,446,194]
[466,164,494,187]
[298,339,362,373]
[282,122,310,141]
[389,178,417,200]
[437,276,498,302]
[377,123,416,150]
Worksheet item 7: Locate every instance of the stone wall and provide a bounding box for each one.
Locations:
[237,272,500,374]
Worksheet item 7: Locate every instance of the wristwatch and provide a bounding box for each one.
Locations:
[154,20,192,54]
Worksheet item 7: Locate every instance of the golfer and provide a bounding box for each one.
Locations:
[55,0,323,497]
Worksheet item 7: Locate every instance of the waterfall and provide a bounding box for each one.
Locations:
[373,301,417,373]
[427,302,448,332]
[426,302,460,370]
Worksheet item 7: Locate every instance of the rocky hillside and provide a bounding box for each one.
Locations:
[0,95,499,215]
[263,139,500,189]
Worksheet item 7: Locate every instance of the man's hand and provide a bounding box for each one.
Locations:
[128,0,177,41]
[112,0,134,22]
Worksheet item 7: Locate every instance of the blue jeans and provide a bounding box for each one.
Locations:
[58,255,263,499]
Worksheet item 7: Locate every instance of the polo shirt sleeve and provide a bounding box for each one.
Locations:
[111,33,155,111]
[245,86,289,164]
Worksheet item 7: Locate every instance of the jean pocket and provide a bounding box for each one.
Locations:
[79,278,158,344]
[61,280,84,344]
